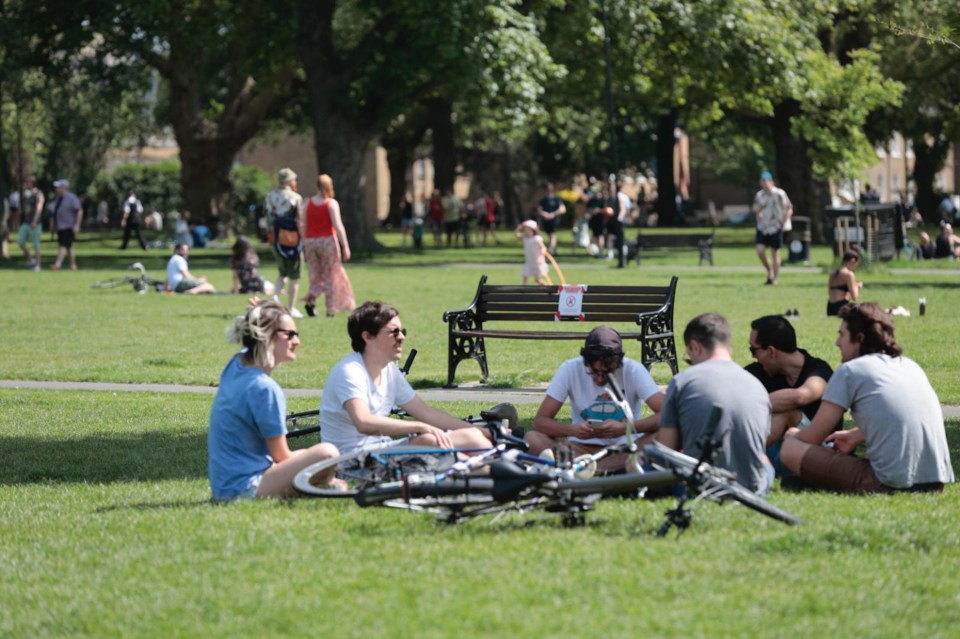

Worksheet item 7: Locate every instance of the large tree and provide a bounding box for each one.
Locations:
[73,1,301,228]
[869,2,960,220]
[295,0,560,251]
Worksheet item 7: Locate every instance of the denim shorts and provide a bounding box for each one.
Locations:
[213,474,262,502]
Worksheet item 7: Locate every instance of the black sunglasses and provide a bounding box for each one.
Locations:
[384,327,407,338]
[276,329,299,340]
[748,344,764,355]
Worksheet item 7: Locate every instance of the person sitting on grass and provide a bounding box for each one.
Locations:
[230,235,274,295]
[657,313,774,495]
[744,315,839,473]
[780,303,955,493]
[525,326,663,474]
[166,243,216,294]
[320,301,493,455]
[826,249,863,316]
[208,300,344,500]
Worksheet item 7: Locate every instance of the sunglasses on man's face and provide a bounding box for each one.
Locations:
[384,327,407,338]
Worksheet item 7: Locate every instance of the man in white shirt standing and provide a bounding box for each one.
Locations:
[753,171,792,285]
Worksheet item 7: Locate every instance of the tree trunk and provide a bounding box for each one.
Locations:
[177,138,234,227]
[383,140,410,228]
[770,100,823,243]
[911,135,950,222]
[382,110,428,227]
[655,110,679,226]
[297,0,380,252]
[427,98,455,194]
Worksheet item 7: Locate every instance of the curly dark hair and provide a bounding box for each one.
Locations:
[838,302,902,357]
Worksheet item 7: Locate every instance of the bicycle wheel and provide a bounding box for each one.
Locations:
[91,276,136,290]
[643,443,801,526]
[293,441,448,498]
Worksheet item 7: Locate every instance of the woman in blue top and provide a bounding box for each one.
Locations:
[208,300,343,500]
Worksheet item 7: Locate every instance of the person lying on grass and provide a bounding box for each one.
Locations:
[320,301,492,455]
[208,299,344,500]
[780,302,955,493]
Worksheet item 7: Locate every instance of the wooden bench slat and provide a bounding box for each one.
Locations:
[481,285,672,296]
[481,303,666,314]
[480,312,650,323]
[452,330,645,340]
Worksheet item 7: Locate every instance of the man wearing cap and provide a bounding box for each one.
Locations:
[264,168,304,318]
[526,326,664,473]
[49,179,83,271]
[753,171,792,285]
[657,313,774,494]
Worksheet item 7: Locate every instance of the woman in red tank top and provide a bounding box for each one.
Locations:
[301,174,356,317]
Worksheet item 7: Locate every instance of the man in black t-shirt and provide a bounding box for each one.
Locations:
[745,315,838,471]
[537,183,566,255]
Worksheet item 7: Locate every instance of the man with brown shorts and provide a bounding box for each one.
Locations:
[780,303,954,492]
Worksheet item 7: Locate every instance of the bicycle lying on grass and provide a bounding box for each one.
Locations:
[90,262,167,294]
[292,399,802,535]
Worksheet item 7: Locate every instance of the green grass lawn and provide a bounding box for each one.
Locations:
[2,227,958,397]
[2,228,960,637]
[1,389,958,638]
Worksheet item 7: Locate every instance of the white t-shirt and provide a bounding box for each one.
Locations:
[320,352,417,454]
[166,253,188,289]
[545,356,660,447]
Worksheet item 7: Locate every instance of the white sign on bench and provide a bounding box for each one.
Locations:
[556,284,587,320]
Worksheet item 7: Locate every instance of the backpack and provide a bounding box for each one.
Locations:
[273,214,301,259]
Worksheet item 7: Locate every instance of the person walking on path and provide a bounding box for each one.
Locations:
[49,179,83,271]
[16,176,45,270]
[264,168,304,318]
[753,171,793,285]
[119,190,147,250]
[301,174,356,318]
[537,182,566,255]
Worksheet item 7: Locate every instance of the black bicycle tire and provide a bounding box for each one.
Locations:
[355,477,497,508]
[643,443,801,525]
[91,276,135,289]
[715,480,802,526]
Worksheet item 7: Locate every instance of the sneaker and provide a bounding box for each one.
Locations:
[290,307,304,319]
[31,265,40,272]
[304,302,316,317]
[49,264,61,271]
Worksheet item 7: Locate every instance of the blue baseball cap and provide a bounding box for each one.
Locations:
[760,171,773,181]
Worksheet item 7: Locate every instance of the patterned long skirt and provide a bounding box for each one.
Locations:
[303,236,356,316]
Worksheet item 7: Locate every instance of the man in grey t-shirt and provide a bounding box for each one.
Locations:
[658,313,773,495]
[781,303,954,492]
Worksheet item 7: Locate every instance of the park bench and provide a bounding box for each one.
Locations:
[628,230,715,266]
[442,274,679,387]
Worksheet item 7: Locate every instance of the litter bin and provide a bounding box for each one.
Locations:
[787,216,811,264]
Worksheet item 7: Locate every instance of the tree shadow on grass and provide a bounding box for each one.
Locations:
[0,431,208,485]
